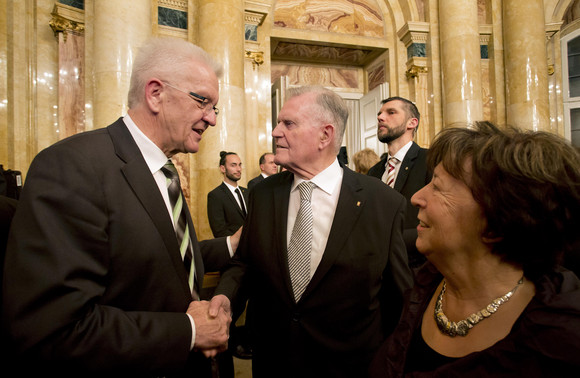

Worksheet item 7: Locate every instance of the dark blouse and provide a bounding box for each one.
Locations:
[404,328,457,373]
[369,263,580,377]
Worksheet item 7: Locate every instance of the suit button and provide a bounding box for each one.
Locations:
[292,312,300,322]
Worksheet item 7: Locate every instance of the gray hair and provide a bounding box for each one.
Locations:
[286,85,349,152]
[127,38,223,108]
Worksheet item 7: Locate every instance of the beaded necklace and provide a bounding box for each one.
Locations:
[434,277,524,337]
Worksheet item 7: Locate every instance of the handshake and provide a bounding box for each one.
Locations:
[186,295,232,358]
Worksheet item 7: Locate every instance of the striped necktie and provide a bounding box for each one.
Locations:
[161,160,196,296]
[384,157,399,188]
[287,181,316,302]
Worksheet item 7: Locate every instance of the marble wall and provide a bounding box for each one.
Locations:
[1,0,579,238]
[273,0,384,37]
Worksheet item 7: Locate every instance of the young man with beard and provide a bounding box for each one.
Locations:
[367,96,432,269]
[207,151,248,238]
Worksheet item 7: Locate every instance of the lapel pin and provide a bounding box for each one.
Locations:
[356,201,361,207]
[405,166,409,170]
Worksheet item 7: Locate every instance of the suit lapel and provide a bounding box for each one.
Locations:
[108,120,192,298]
[273,173,293,299]
[394,142,419,192]
[304,167,364,298]
[220,182,245,217]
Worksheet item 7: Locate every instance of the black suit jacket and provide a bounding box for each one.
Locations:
[2,118,230,377]
[214,166,413,378]
[247,174,264,192]
[207,182,248,238]
[368,142,431,268]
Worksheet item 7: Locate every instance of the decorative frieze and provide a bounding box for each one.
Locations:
[49,3,84,42]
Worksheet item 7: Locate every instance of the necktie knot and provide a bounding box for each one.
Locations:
[298,181,315,202]
[161,160,179,183]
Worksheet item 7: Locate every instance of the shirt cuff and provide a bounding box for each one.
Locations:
[226,236,234,257]
[186,313,196,350]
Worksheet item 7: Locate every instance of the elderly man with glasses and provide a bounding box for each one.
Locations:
[2,37,238,377]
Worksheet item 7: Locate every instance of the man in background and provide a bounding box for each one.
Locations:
[207,151,248,238]
[368,96,431,269]
[247,152,278,192]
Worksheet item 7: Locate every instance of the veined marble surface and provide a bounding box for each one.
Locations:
[273,0,384,37]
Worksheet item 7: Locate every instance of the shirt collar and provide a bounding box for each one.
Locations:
[389,140,413,163]
[223,181,239,192]
[123,114,168,174]
[291,159,342,196]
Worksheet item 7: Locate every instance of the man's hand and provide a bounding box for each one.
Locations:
[209,294,231,318]
[187,300,231,357]
[230,226,242,252]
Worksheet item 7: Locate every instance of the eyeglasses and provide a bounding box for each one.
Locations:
[163,81,219,116]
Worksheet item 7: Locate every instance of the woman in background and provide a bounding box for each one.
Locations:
[370,121,580,377]
[352,148,380,175]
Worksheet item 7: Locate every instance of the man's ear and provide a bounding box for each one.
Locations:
[406,117,419,131]
[319,124,335,150]
[219,165,226,174]
[145,79,164,114]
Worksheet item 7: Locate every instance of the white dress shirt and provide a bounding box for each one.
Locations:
[223,181,247,213]
[381,140,413,185]
[123,114,202,349]
[287,159,343,279]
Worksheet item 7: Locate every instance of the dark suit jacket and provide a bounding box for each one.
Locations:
[207,182,248,238]
[368,142,431,268]
[247,174,264,192]
[214,166,413,378]
[1,118,230,377]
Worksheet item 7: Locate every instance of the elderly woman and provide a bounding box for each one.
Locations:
[369,121,580,377]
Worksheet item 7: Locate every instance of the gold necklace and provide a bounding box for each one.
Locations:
[434,277,524,337]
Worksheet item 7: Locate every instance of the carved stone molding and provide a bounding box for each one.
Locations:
[406,65,428,79]
[159,0,187,11]
[245,0,270,24]
[479,24,492,45]
[545,22,563,42]
[49,3,84,42]
[397,21,430,48]
[245,50,264,68]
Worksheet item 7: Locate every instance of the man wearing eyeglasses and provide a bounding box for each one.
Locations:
[3,37,236,377]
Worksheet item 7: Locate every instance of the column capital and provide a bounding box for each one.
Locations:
[406,57,428,79]
[397,21,429,48]
[49,3,84,42]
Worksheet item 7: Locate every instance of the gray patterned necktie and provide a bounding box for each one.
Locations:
[288,181,316,302]
[160,160,196,296]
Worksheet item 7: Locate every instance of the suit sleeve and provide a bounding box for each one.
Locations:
[199,237,231,273]
[207,190,229,237]
[381,196,414,336]
[2,145,191,372]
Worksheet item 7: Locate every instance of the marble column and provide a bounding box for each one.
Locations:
[92,1,151,129]
[439,0,483,126]
[503,0,549,131]
[195,0,246,240]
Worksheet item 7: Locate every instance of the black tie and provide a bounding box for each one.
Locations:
[235,188,247,217]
